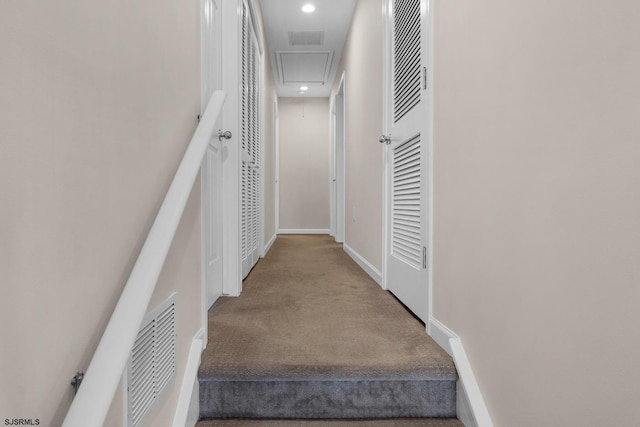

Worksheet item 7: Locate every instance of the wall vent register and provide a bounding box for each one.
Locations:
[126,294,177,427]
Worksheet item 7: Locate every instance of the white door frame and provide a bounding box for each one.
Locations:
[426,0,435,327]
[331,72,346,243]
[381,0,434,324]
[258,38,266,257]
[329,103,336,238]
[274,101,280,234]
[240,1,263,278]
[200,0,223,346]
[220,0,242,297]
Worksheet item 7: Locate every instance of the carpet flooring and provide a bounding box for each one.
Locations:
[197,420,464,427]
[198,235,460,423]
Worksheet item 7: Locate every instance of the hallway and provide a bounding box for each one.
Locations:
[197,235,461,425]
[5,0,640,425]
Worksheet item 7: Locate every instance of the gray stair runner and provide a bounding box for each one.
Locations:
[197,419,464,426]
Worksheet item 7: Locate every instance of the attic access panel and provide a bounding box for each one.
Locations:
[276,51,334,86]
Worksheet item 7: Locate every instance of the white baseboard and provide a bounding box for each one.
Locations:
[343,243,382,287]
[263,234,277,257]
[172,329,204,427]
[429,317,493,427]
[278,229,330,234]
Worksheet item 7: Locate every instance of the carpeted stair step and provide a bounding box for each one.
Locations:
[199,372,457,419]
[198,235,459,420]
[196,419,465,426]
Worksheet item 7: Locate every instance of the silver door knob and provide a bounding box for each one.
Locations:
[218,130,232,141]
[379,134,392,145]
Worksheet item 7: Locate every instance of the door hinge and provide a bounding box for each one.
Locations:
[422,67,428,91]
[422,246,427,269]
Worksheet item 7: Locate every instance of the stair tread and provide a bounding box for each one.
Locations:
[197,419,465,427]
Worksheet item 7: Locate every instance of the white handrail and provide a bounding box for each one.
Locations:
[62,90,227,427]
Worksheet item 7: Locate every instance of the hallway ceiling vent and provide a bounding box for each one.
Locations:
[276,51,334,86]
[288,31,324,46]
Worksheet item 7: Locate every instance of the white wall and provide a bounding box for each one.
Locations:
[278,98,331,231]
[0,0,202,425]
[433,0,640,425]
[331,0,384,269]
[331,0,640,425]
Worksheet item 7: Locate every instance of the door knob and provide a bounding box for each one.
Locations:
[218,130,232,141]
[379,134,392,145]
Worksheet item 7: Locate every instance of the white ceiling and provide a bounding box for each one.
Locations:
[260,0,357,98]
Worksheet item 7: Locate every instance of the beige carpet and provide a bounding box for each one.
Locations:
[200,235,455,380]
[198,235,459,420]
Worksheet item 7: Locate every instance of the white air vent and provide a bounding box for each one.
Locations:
[276,51,334,85]
[127,294,177,427]
[288,31,324,46]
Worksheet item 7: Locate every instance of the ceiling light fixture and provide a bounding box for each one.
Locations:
[301,4,316,13]
[298,90,306,95]
[300,85,309,91]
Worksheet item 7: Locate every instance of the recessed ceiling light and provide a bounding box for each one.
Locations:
[298,90,306,95]
[301,4,315,13]
[300,85,309,91]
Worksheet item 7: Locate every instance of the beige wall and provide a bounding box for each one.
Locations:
[433,0,640,426]
[278,98,331,231]
[254,0,278,243]
[0,0,203,425]
[331,0,384,270]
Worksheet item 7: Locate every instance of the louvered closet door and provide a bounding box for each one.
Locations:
[241,1,261,279]
[384,0,429,322]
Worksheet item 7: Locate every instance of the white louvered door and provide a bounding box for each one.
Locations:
[383,0,430,322]
[241,1,261,279]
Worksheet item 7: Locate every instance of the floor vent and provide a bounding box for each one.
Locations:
[127,293,177,427]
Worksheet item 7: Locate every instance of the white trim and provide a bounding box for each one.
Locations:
[429,317,494,427]
[200,147,207,345]
[171,330,205,427]
[200,0,222,347]
[343,243,383,287]
[334,72,346,244]
[199,176,208,348]
[259,36,266,258]
[426,0,436,326]
[329,103,336,238]
[221,0,242,297]
[274,101,280,233]
[277,229,330,235]
[194,328,206,348]
[381,0,391,292]
[428,316,457,352]
[246,0,264,54]
[263,233,276,256]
